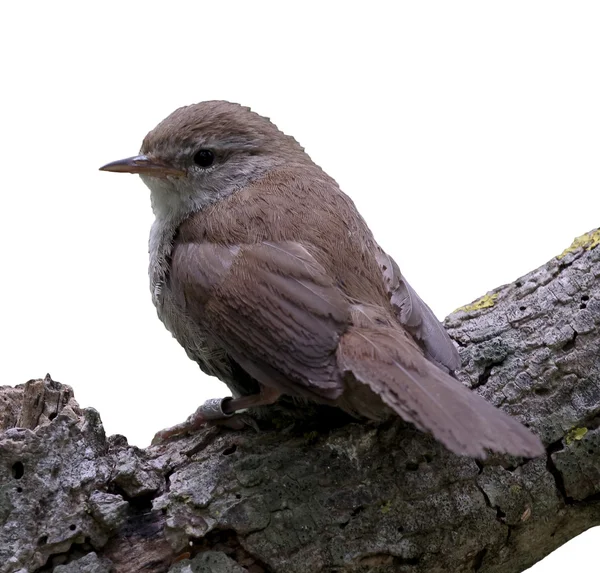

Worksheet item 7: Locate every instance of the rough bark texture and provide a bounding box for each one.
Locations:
[1,229,599,573]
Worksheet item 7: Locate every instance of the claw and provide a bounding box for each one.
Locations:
[151,390,278,445]
[151,403,209,445]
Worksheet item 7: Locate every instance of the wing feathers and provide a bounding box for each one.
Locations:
[171,240,350,398]
[376,250,461,371]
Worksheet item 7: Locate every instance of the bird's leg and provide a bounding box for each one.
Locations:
[151,386,281,444]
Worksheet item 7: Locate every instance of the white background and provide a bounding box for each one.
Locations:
[1,1,598,570]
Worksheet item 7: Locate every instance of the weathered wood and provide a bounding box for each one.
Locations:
[1,229,599,573]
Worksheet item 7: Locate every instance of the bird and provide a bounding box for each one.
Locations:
[100,100,544,458]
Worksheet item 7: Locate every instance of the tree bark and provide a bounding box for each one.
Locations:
[1,229,599,573]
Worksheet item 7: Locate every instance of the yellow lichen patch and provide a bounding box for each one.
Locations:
[565,427,588,445]
[557,229,600,260]
[380,501,392,514]
[455,293,498,313]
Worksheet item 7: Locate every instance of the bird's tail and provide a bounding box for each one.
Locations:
[337,323,544,459]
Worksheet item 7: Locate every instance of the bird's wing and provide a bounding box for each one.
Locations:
[338,321,544,458]
[375,249,461,371]
[170,240,351,399]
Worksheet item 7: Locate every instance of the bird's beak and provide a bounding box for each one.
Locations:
[99,155,185,178]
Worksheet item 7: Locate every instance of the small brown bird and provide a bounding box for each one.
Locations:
[100,101,543,458]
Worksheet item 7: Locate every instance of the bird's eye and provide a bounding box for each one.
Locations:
[193,149,215,168]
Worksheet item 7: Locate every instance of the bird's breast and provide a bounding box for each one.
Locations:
[148,218,219,374]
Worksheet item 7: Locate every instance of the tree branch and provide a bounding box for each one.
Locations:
[1,229,599,573]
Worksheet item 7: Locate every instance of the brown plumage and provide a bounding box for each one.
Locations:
[100,101,544,459]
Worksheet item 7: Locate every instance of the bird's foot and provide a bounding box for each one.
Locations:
[151,390,278,445]
[151,397,234,445]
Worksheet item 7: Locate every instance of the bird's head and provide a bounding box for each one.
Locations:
[100,100,308,219]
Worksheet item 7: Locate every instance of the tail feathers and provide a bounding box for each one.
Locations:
[337,327,544,459]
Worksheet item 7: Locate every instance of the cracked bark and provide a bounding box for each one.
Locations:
[1,229,599,573]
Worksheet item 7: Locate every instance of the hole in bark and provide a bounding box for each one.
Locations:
[534,387,550,396]
[38,535,48,546]
[581,295,589,301]
[475,460,484,475]
[405,461,419,471]
[235,493,242,499]
[475,364,495,388]
[49,413,57,420]
[473,547,488,571]
[562,330,578,351]
[12,462,24,479]
[496,507,506,519]
[424,453,433,463]
[69,524,76,531]
[580,303,587,309]
[351,506,364,517]
[515,281,522,287]
[222,444,237,456]
[519,306,527,311]
[109,484,155,511]
[16,487,23,493]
